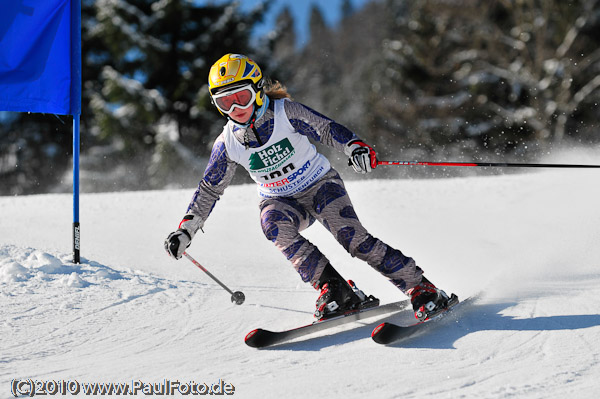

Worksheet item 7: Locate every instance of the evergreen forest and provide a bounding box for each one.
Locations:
[1,0,599,195]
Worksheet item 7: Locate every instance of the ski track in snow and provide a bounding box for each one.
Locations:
[1,164,600,398]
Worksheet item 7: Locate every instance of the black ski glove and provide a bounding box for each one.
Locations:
[164,229,191,260]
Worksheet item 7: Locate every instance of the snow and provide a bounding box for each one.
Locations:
[2,165,600,398]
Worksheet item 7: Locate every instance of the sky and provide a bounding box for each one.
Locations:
[212,0,372,47]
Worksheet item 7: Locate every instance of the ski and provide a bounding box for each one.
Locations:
[371,293,460,345]
[245,299,411,348]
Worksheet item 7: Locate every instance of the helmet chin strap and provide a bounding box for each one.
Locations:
[227,95,269,149]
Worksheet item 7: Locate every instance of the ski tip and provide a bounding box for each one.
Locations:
[244,328,263,348]
[371,322,396,345]
[245,328,261,340]
[371,322,389,338]
[244,328,276,348]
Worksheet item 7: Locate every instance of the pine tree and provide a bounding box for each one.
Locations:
[341,0,354,19]
[88,0,268,190]
[271,7,296,64]
[376,0,600,161]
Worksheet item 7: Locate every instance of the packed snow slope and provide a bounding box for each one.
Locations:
[2,161,600,398]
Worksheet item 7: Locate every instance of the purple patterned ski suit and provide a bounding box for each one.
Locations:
[180,97,423,293]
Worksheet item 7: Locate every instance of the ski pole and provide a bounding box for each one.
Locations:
[183,251,245,305]
[376,160,600,168]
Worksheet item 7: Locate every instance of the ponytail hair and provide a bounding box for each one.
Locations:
[264,78,292,100]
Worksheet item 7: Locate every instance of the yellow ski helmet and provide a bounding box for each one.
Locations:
[208,54,265,116]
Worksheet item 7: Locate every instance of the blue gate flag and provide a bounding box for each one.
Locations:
[0,1,82,263]
[0,0,81,115]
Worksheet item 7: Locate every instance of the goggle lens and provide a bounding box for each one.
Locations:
[214,87,255,113]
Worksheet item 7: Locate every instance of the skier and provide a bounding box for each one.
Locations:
[165,53,450,321]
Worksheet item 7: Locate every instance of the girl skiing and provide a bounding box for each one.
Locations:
[165,53,449,321]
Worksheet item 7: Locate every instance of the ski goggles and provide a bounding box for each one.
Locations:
[212,84,256,114]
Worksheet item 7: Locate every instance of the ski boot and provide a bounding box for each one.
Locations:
[314,264,379,320]
[407,276,450,322]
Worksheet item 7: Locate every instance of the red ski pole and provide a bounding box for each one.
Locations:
[377,160,600,169]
